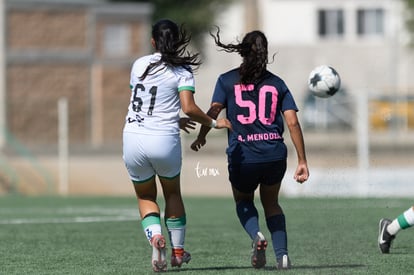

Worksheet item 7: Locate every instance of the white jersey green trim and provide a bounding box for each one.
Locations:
[178,86,195,92]
[124,53,196,136]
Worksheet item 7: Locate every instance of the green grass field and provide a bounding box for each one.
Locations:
[0,196,413,274]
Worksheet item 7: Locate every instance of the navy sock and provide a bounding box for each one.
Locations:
[236,200,260,240]
[266,214,287,259]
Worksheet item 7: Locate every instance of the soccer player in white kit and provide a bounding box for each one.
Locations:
[123,19,232,272]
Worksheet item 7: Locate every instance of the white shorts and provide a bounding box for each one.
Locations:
[123,132,182,183]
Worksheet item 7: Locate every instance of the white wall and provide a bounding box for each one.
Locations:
[260,0,316,45]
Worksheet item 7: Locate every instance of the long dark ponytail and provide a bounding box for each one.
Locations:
[140,19,202,80]
[210,27,269,84]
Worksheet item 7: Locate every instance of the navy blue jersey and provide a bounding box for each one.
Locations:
[212,69,298,164]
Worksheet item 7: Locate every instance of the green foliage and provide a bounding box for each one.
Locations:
[404,0,414,46]
[405,0,414,9]
[110,0,234,52]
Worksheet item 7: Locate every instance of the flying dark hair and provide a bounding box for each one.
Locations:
[140,19,202,80]
[210,27,269,84]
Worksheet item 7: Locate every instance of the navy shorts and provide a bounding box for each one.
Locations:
[228,160,287,193]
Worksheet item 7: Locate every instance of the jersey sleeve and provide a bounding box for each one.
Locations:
[177,68,195,93]
[212,76,227,107]
[280,84,299,112]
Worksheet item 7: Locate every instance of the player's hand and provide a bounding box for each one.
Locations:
[191,138,206,152]
[216,118,232,131]
[179,117,196,134]
[294,163,309,184]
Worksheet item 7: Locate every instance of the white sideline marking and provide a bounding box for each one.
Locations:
[0,208,166,225]
[0,215,139,225]
[0,207,137,215]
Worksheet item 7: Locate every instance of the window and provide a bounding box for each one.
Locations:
[318,9,345,38]
[357,8,384,36]
[103,24,131,57]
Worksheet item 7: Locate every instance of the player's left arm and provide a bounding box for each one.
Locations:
[190,102,224,151]
[283,109,309,183]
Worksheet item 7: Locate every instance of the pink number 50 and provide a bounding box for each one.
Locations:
[234,84,278,125]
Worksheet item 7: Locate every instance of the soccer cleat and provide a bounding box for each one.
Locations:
[171,248,191,268]
[251,232,267,268]
[378,218,395,254]
[277,255,291,270]
[151,235,167,272]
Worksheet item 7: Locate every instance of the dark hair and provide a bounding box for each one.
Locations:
[140,19,202,80]
[210,27,269,84]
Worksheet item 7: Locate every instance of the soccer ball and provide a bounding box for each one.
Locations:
[308,65,341,98]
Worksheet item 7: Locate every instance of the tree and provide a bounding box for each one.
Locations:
[404,0,414,45]
[110,0,234,52]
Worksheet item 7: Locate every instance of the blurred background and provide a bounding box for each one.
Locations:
[0,0,413,197]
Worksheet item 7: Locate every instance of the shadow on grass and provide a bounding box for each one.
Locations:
[169,263,365,272]
[168,265,252,272]
[290,264,365,270]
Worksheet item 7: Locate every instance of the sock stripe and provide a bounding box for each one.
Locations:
[397,214,410,229]
[142,215,161,229]
[165,215,186,228]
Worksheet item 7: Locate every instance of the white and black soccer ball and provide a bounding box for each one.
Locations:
[308,65,341,98]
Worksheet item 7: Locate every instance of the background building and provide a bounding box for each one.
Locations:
[1,0,413,196]
[197,0,414,132]
[2,0,152,149]
[2,0,413,149]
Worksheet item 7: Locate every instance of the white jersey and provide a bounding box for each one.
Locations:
[124,52,195,135]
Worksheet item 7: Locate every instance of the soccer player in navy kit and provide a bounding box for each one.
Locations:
[123,20,231,272]
[191,29,309,269]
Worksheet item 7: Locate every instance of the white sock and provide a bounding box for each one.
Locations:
[141,215,162,244]
[403,207,414,226]
[387,207,414,235]
[165,216,186,249]
[168,227,186,249]
[144,224,162,243]
[387,219,401,236]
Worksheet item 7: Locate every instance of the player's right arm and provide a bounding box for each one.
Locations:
[179,91,231,131]
[190,102,225,152]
